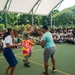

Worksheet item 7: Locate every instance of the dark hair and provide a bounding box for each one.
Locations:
[42,25,48,30]
[3,28,12,40]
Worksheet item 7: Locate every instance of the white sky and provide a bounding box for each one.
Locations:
[58,0,75,11]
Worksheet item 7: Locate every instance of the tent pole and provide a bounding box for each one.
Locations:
[29,0,41,14]
[54,18,55,27]
[48,0,64,15]
[51,13,52,28]
[32,9,34,27]
[34,0,42,14]
[3,0,9,12]
[3,0,9,28]
[5,6,8,28]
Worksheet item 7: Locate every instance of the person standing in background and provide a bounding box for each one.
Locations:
[0,37,3,53]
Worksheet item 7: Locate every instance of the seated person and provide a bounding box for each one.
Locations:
[67,35,73,43]
[53,35,58,43]
[58,36,63,44]
[63,32,67,42]
[72,28,75,44]
[0,37,3,53]
[33,37,37,44]
[73,38,75,44]
[36,36,42,45]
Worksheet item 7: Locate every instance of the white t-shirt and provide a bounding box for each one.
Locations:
[3,35,12,48]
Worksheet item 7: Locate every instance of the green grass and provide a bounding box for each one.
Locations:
[0,44,75,75]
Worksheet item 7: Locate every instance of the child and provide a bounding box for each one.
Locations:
[36,36,41,45]
[0,37,3,53]
[33,37,37,44]
[58,36,63,44]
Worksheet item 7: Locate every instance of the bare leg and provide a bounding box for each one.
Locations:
[44,61,49,75]
[51,56,56,70]
[4,65,10,74]
[10,67,15,75]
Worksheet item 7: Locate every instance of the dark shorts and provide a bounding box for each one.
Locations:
[44,47,56,62]
[3,48,18,67]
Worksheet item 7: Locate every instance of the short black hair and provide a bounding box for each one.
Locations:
[3,28,12,40]
[42,25,48,30]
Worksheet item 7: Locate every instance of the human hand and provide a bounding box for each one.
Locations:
[15,43,21,47]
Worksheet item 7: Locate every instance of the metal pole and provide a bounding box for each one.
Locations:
[54,18,55,26]
[5,7,8,28]
[29,0,41,14]
[32,9,34,27]
[51,13,52,28]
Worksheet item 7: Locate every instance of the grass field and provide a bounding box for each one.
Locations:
[0,44,75,75]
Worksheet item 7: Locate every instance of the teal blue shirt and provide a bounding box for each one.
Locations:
[42,31,55,49]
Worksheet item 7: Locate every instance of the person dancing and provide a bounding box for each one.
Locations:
[41,25,56,75]
[3,28,20,75]
[22,24,35,67]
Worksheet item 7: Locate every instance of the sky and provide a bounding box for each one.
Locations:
[58,0,75,11]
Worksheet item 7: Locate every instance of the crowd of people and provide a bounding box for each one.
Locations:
[50,28,75,44]
[0,27,75,53]
[0,25,75,75]
[0,27,75,47]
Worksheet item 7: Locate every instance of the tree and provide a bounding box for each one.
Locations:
[34,15,42,25]
[0,6,75,28]
[42,15,51,26]
[7,13,19,26]
[52,9,59,15]
[52,5,75,27]
[13,25,20,30]
[0,24,5,31]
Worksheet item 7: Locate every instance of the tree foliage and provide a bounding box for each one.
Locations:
[52,5,75,26]
[0,24,5,31]
[0,5,75,29]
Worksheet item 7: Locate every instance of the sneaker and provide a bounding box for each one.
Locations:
[43,72,49,75]
[24,63,30,67]
[52,68,56,72]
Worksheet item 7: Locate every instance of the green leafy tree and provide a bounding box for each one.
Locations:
[21,24,26,30]
[34,15,42,25]
[0,24,5,31]
[13,25,20,30]
[52,5,75,27]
